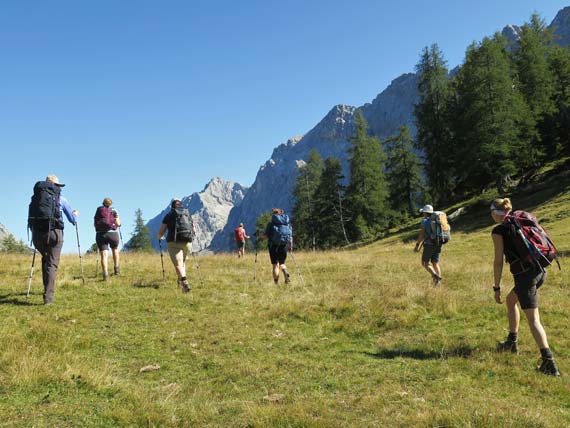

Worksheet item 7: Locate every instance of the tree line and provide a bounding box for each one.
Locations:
[291,13,570,250]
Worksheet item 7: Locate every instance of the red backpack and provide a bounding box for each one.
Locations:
[234,227,245,241]
[503,210,560,274]
[94,206,117,232]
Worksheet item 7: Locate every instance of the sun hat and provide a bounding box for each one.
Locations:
[46,175,65,187]
[419,204,434,214]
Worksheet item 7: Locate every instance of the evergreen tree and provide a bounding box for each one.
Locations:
[1,235,29,253]
[254,211,272,251]
[515,13,556,156]
[547,46,570,155]
[414,44,454,205]
[129,208,152,252]
[385,126,424,219]
[345,111,389,241]
[292,150,324,250]
[452,35,535,194]
[313,157,350,248]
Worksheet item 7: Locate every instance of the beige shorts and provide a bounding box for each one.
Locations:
[167,241,191,266]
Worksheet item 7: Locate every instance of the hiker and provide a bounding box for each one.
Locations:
[414,204,444,285]
[260,208,293,285]
[156,198,195,293]
[234,223,250,258]
[94,197,121,281]
[28,175,78,305]
[490,198,560,376]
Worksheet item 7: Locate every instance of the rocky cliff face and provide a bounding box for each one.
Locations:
[209,105,361,251]
[144,177,247,252]
[0,223,11,243]
[551,6,570,47]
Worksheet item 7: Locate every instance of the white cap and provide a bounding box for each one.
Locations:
[419,204,434,214]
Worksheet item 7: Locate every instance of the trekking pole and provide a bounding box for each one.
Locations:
[253,243,258,282]
[26,249,37,299]
[289,251,306,286]
[191,230,205,287]
[75,222,85,284]
[118,226,126,265]
[158,239,167,288]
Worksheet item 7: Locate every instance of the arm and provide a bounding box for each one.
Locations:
[157,223,167,241]
[414,226,425,252]
[492,233,505,304]
[112,208,121,227]
[60,196,78,225]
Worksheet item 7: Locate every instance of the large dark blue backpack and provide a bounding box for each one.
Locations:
[28,181,63,232]
[270,214,292,246]
[172,207,193,242]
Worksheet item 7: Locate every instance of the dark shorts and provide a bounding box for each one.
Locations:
[236,240,245,249]
[514,269,546,310]
[96,231,120,251]
[422,243,442,264]
[269,244,287,265]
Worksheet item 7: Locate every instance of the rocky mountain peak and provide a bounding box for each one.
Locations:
[551,6,570,47]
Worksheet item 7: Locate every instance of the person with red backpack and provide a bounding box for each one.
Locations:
[28,175,79,305]
[234,223,250,258]
[490,197,560,376]
[94,197,121,281]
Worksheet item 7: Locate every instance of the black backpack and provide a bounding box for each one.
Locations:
[172,207,193,242]
[28,181,63,232]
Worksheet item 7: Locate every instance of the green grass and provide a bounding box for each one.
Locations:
[1,176,570,427]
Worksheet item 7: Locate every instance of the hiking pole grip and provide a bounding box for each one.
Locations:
[26,249,37,299]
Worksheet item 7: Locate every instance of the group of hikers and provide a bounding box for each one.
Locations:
[25,175,561,376]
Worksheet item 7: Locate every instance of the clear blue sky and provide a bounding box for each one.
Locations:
[2,0,568,253]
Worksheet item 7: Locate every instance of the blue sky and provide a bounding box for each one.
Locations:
[2,0,568,253]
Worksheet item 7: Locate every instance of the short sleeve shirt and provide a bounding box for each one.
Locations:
[162,211,176,242]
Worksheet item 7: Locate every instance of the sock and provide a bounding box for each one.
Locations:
[540,348,553,359]
[508,332,518,342]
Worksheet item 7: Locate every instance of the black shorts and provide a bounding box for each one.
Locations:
[269,244,287,265]
[514,269,546,310]
[422,243,442,263]
[96,231,120,251]
[236,240,245,249]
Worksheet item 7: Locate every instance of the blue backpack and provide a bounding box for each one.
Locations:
[270,214,292,246]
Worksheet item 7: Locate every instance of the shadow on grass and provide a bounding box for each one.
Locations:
[132,281,160,289]
[0,292,42,306]
[366,344,474,360]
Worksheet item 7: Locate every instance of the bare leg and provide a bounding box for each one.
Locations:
[111,248,120,272]
[432,262,441,277]
[272,263,280,283]
[523,307,549,350]
[422,261,437,276]
[505,289,520,334]
[100,249,109,277]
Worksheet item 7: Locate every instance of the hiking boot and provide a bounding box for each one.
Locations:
[284,271,291,284]
[431,272,442,285]
[180,279,191,293]
[103,272,109,282]
[497,339,519,354]
[537,358,561,376]
[274,279,279,285]
[114,266,120,276]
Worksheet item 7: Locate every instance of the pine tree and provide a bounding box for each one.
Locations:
[254,211,272,251]
[414,44,454,205]
[1,235,29,253]
[129,208,152,252]
[292,150,324,250]
[313,157,350,249]
[452,35,535,194]
[385,126,425,219]
[547,46,570,155]
[345,111,389,241]
[515,13,556,157]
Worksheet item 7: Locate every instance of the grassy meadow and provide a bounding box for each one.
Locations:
[1,179,570,427]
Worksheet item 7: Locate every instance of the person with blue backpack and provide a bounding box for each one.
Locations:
[261,208,293,285]
[414,204,450,285]
[94,197,121,281]
[28,175,79,305]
